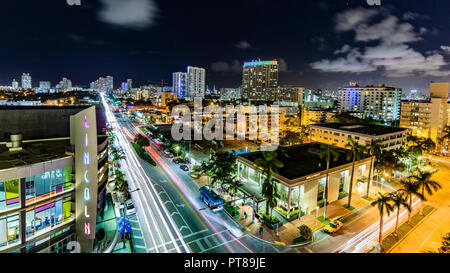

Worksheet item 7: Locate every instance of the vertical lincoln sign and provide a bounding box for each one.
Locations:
[70,106,98,253]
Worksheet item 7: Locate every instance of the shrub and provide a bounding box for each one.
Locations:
[259,211,280,224]
[298,224,313,241]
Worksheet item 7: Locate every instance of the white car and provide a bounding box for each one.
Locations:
[125,199,136,215]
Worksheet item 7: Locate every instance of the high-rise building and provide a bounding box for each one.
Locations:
[400,82,449,143]
[11,79,19,90]
[187,66,205,99]
[173,72,188,99]
[56,78,72,91]
[126,79,133,90]
[39,81,51,90]
[337,83,402,124]
[220,87,241,101]
[242,59,278,101]
[90,76,114,93]
[21,73,32,89]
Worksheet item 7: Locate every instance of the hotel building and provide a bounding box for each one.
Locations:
[242,60,278,101]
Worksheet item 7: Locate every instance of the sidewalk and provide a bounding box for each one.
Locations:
[231,193,370,246]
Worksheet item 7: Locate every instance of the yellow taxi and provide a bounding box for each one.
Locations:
[323,219,343,234]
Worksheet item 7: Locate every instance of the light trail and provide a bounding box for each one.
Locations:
[337,197,421,253]
[102,93,190,253]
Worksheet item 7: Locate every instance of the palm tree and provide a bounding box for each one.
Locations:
[107,131,116,143]
[345,136,367,208]
[319,144,340,220]
[409,169,441,215]
[399,179,425,224]
[365,139,383,197]
[389,191,411,237]
[110,146,126,173]
[254,151,284,215]
[371,192,394,252]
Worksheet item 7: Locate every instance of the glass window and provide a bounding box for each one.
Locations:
[25,194,72,240]
[0,213,20,249]
[0,182,5,211]
[5,180,19,209]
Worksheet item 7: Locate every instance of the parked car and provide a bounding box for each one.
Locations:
[164,150,173,157]
[323,219,343,234]
[125,199,136,215]
[173,158,182,164]
[180,164,189,171]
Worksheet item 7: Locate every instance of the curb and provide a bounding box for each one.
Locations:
[386,207,436,253]
[223,210,312,247]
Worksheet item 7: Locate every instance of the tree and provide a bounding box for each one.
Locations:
[371,192,394,252]
[399,179,425,224]
[319,144,340,220]
[113,170,128,193]
[254,151,284,215]
[409,169,441,215]
[135,134,150,147]
[298,224,313,241]
[365,139,383,197]
[280,130,301,146]
[345,136,367,208]
[222,177,243,205]
[202,152,237,191]
[110,146,126,173]
[261,178,280,217]
[389,191,411,237]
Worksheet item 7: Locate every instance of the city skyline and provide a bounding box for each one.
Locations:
[1,1,450,95]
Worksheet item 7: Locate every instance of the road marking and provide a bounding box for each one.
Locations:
[154,163,207,230]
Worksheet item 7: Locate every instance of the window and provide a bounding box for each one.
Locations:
[25,194,72,240]
[0,213,20,249]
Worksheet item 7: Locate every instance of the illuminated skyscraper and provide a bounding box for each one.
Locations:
[242,59,278,101]
[173,72,187,98]
[127,79,133,90]
[187,66,205,99]
[21,73,32,89]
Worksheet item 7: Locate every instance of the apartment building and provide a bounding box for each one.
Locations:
[338,83,402,124]
[400,83,449,143]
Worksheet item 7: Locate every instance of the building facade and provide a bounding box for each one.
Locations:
[400,83,449,143]
[21,73,32,89]
[338,83,402,124]
[173,72,188,99]
[187,66,205,99]
[308,123,409,151]
[300,108,337,126]
[0,106,108,253]
[242,60,278,101]
[237,143,373,221]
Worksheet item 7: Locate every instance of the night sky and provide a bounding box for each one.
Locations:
[1,0,450,95]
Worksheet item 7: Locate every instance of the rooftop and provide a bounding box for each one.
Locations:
[238,143,368,181]
[309,123,407,136]
[0,139,71,170]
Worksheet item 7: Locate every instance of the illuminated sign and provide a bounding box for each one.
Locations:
[70,106,98,253]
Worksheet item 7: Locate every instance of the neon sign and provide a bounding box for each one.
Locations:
[83,115,91,236]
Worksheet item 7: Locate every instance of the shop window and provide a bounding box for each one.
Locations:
[5,180,19,209]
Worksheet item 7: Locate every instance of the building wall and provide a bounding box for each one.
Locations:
[0,106,106,141]
[242,60,278,100]
[338,85,402,123]
[308,125,408,151]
